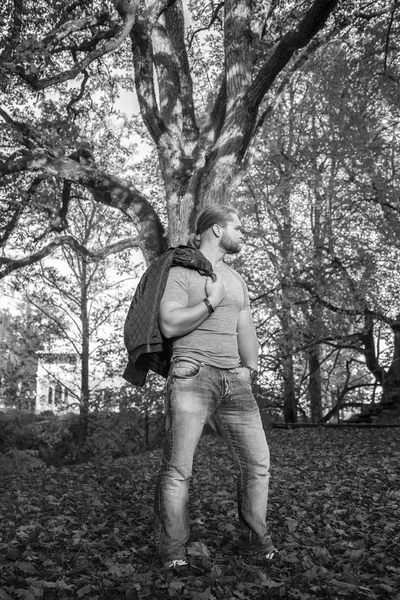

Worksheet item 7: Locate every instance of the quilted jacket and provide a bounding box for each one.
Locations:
[122,246,215,386]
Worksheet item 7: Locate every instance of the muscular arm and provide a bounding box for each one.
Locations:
[159,300,210,338]
[159,274,226,339]
[237,309,259,369]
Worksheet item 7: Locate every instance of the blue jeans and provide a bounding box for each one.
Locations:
[154,358,271,562]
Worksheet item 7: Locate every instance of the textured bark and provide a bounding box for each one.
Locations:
[177,0,340,241]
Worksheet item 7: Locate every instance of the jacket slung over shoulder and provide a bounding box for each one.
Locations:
[122,246,214,386]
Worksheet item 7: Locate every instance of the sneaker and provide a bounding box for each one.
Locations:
[163,558,204,577]
[163,559,191,575]
[236,536,279,561]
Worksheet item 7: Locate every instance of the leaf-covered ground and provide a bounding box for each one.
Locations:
[1,428,399,600]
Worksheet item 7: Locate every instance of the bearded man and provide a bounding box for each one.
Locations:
[154,205,276,574]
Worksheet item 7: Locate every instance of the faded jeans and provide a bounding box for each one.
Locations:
[153,358,271,562]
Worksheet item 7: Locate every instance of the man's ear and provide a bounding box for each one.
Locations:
[212,224,221,237]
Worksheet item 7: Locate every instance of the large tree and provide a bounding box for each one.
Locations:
[3,0,395,270]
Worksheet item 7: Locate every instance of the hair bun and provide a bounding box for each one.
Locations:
[186,232,201,249]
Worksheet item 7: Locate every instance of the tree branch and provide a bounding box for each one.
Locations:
[248,0,340,110]
[187,3,224,50]
[292,279,395,327]
[224,0,253,106]
[163,0,198,148]
[12,1,139,90]
[0,235,142,279]
[0,147,168,261]
[0,175,48,246]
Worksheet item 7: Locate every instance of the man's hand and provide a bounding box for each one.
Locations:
[237,366,251,383]
[206,274,226,308]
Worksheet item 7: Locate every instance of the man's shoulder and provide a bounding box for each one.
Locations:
[221,261,246,283]
[169,264,195,277]
[166,265,196,286]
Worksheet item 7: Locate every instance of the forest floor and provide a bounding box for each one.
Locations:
[0,427,399,600]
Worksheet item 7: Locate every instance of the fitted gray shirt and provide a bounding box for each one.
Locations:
[161,261,251,369]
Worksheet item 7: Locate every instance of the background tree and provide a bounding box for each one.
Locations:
[234,20,400,422]
[13,198,139,438]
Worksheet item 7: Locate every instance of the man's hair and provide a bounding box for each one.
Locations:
[195,205,238,235]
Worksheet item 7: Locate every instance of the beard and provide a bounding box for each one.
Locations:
[219,231,242,254]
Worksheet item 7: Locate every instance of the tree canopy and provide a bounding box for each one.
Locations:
[3,0,397,268]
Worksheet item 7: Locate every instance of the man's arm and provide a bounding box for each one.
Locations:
[159,275,226,338]
[237,309,259,370]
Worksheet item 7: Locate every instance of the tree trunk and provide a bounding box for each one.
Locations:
[360,313,400,406]
[280,304,297,424]
[282,351,297,423]
[382,320,400,405]
[79,256,90,444]
[308,343,323,422]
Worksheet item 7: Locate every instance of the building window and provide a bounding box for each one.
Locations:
[55,382,62,405]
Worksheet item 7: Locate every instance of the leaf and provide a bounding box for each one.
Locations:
[187,541,210,557]
[285,518,298,533]
[190,587,212,600]
[77,584,93,597]
[17,562,36,574]
[169,581,185,591]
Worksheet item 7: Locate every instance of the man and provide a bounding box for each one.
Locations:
[154,205,276,573]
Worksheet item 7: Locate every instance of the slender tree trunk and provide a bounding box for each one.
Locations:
[307,299,323,422]
[280,304,297,423]
[307,182,325,422]
[145,403,149,446]
[308,343,322,422]
[79,257,90,444]
[282,352,297,423]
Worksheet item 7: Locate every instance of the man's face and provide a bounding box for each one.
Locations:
[219,213,244,254]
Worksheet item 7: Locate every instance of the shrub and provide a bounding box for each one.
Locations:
[0,407,163,470]
[84,411,145,459]
[35,412,82,465]
[0,410,41,452]
[0,448,46,477]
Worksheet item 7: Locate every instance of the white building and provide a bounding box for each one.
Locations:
[36,351,79,413]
